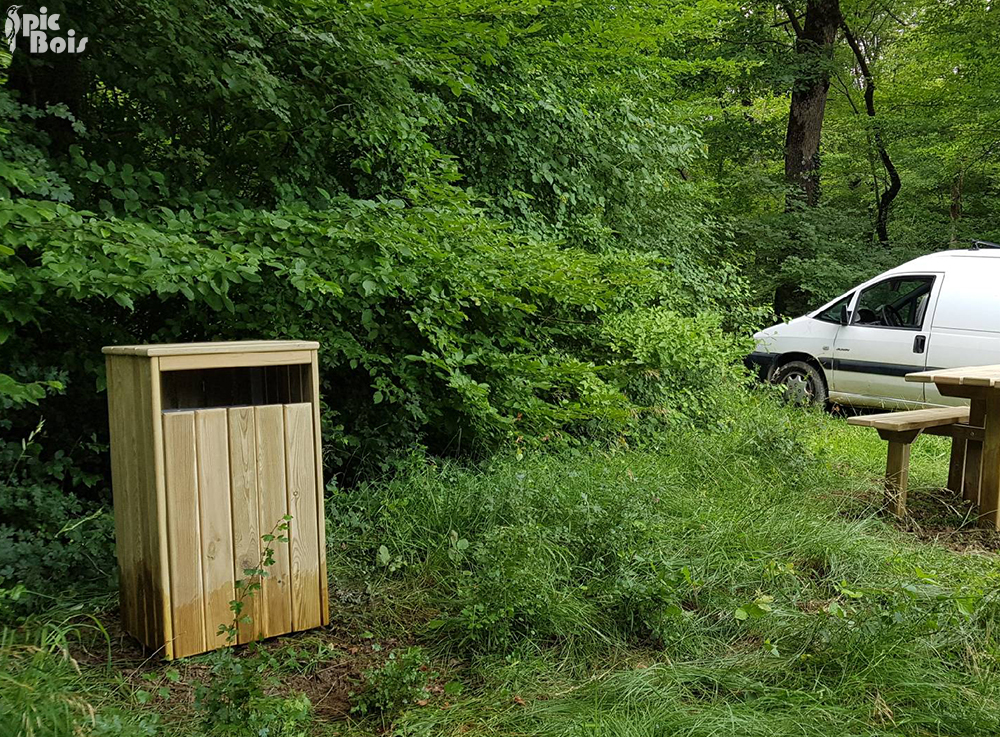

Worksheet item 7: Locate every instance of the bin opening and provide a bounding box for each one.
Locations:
[160,365,312,410]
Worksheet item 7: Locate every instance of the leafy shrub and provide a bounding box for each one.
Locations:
[194,648,312,737]
[0,0,756,605]
[351,647,432,723]
[602,308,751,420]
[0,422,116,613]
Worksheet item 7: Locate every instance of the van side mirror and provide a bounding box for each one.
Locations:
[838,305,850,325]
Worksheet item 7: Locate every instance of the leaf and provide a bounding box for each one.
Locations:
[377,544,391,566]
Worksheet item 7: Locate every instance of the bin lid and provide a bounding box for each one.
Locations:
[102,340,319,357]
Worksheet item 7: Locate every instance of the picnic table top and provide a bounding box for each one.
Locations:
[102,340,320,357]
[906,365,1000,388]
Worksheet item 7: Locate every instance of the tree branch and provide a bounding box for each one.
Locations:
[780,2,805,38]
[842,19,900,245]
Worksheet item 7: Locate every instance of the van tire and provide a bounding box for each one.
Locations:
[772,360,827,407]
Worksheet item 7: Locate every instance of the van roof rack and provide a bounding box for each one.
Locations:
[970,239,1000,250]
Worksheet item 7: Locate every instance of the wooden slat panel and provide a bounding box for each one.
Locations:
[103,341,320,357]
[846,406,969,432]
[107,356,171,656]
[134,357,165,650]
[148,357,174,659]
[907,365,1000,387]
[195,409,235,649]
[228,407,262,644]
[255,405,292,637]
[310,355,330,625]
[162,411,205,658]
[284,403,322,630]
[106,356,139,641]
[158,351,313,372]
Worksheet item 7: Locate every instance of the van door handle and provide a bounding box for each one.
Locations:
[913,335,926,354]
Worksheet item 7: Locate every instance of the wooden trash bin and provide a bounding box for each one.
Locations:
[103,341,329,659]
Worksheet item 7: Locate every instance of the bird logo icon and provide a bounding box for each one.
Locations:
[4,5,21,53]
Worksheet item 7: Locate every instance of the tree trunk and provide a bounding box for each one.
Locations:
[842,21,900,245]
[950,169,964,247]
[783,0,842,206]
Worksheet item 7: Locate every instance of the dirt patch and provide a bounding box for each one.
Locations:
[69,601,443,728]
[282,658,357,720]
[901,486,1000,553]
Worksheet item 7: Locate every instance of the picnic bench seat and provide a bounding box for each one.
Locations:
[848,406,972,516]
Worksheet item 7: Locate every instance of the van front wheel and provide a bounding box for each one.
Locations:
[772,360,827,407]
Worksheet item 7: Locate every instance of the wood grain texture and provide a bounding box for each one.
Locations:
[948,436,967,496]
[980,393,1000,529]
[310,356,330,625]
[284,403,322,630]
[103,341,320,357]
[158,351,313,373]
[255,405,292,638]
[148,357,174,658]
[107,342,327,659]
[965,400,987,507]
[162,411,206,658]
[847,406,969,432]
[106,356,139,640]
[906,365,1000,387]
[133,357,161,650]
[885,440,911,517]
[228,407,262,644]
[106,355,170,653]
[195,409,235,649]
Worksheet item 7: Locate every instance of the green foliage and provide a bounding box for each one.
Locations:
[194,648,312,737]
[0,0,763,614]
[351,647,433,723]
[0,617,158,737]
[0,421,115,612]
[328,392,817,652]
[329,396,1000,735]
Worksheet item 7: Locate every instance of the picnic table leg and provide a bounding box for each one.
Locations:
[947,436,966,495]
[979,392,1000,529]
[878,429,920,517]
[964,399,987,506]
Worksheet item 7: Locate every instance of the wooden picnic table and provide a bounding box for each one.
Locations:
[906,365,1000,528]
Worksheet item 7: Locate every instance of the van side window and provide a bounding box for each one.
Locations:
[815,293,854,324]
[853,276,935,330]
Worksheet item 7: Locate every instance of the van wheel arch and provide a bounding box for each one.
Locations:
[770,354,829,406]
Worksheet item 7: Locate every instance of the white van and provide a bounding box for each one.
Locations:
[749,247,1000,408]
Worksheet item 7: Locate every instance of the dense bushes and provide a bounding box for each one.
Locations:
[0,0,760,605]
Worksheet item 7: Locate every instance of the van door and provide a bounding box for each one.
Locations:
[925,262,1000,406]
[830,273,941,407]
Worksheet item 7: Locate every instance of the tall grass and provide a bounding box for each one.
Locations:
[328,394,1000,735]
[6,392,1000,735]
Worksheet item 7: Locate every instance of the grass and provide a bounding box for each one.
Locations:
[5,393,1000,736]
